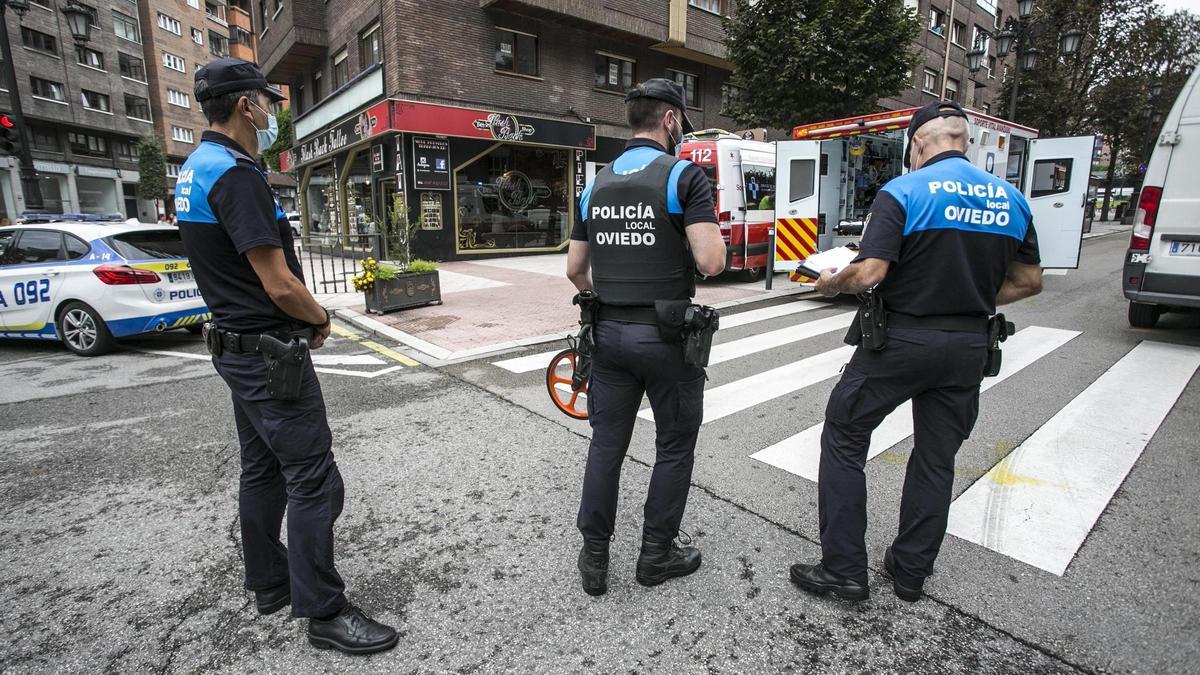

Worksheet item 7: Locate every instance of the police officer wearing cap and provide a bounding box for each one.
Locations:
[566,78,726,596]
[789,100,1044,603]
[175,58,397,653]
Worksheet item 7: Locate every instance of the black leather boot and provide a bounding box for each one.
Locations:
[578,542,610,596]
[254,581,291,615]
[789,562,869,601]
[883,547,924,602]
[636,536,701,587]
[307,605,399,654]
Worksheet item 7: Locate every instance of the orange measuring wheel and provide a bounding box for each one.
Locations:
[546,348,589,420]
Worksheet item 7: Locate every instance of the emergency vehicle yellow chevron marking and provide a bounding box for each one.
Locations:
[128,260,192,273]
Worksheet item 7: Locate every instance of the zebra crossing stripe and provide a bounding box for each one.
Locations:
[946,341,1200,575]
[709,312,855,365]
[491,300,831,374]
[748,326,1081,481]
[638,345,856,424]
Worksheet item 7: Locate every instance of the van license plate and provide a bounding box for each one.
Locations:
[1169,241,1200,256]
[168,271,194,283]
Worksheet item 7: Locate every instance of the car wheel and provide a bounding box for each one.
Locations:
[740,266,764,283]
[57,301,115,356]
[1128,301,1161,329]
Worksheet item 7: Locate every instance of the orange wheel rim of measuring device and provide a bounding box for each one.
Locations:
[546,349,589,420]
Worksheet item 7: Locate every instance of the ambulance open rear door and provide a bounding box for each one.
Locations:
[772,140,822,275]
[1023,135,1097,269]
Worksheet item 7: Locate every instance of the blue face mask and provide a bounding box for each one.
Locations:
[249,100,278,153]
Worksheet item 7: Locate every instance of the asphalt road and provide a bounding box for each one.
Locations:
[0,232,1196,673]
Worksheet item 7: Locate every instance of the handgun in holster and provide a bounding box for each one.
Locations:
[202,322,223,357]
[983,314,1015,378]
[682,304,720,368]
[570,290,600,391]
[843,289,888,351]
[258,334,309,400]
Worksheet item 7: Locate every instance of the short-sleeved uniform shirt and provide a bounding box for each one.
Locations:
[175,131,303,333]
[570,138,715,239]
[855,150,1040,317]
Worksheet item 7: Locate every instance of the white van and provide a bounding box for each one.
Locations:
[1123,66,1200,328]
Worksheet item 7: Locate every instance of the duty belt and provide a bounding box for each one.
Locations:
[888,312,989,333]
[215,327,312,354]
[596,305,658,325]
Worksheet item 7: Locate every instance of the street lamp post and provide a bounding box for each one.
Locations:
[986,0,1084,122]
[0,0,44,210]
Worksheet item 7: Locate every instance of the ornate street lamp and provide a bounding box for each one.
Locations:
[1018,0,1036,20]
[967,45,987,74]
[1150,82,1163,98]
[61,1,94,45]
[996,27,1016,55]
[1021,47,1040,71]
[1059,28,1084,57]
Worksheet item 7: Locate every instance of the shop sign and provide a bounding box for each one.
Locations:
[393,100,595,150]
[412,137,451,191]
[371,145,385,173]
[295,100,390,166]
[419,192,442,230]
[78,165,118,178]
[574,149,586,199]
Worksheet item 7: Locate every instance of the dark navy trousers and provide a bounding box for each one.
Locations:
[819,328,988,586]
[213,351,348,618]
[577,320,706,546]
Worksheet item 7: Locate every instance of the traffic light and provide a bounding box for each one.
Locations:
[0,113,16,155]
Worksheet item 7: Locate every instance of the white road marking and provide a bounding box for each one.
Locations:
[709,312,855,365]
[639,345,856,424]
[946,340,1200,575]
[132,348,405,379]
[491,300,831,374]
[310,354,387,366]
[749,326,1081,481]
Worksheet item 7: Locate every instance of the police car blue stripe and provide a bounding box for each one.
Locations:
[883,156,1032,243]
[105,306,210,338]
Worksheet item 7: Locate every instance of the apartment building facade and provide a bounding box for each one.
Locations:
[258,0,741,260]
[0,0,158,221]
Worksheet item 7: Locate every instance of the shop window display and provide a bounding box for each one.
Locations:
[305,162,340,236]
[344,151,378,236]
[455,144,570,251]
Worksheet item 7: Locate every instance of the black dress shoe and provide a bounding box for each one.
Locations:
[254,582,290,615]
[883,547,924,602]
[789,563,869,601]
[578,543,610,596]
[307,605,399,655]
[636,536,701,587]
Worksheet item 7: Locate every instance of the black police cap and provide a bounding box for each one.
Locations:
[195,58,286,103]
[625,78,695,135]
[903,99,970,168]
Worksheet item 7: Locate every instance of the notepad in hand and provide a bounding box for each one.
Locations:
[802,246,860,275]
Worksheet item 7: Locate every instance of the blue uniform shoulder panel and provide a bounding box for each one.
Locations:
[174,141,237,224]
[883,158,1031,242]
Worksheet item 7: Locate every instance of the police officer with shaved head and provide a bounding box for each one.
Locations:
[175,58,396,653]
[790,100,1044,602]
[566,79,726,595]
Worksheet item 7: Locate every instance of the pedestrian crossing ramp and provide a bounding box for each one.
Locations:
[490,300,1200,577]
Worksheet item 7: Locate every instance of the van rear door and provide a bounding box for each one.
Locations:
[1023,135,1096,268]
[773,140,822,272]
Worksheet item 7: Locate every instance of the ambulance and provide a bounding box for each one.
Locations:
[775,107,1098,273]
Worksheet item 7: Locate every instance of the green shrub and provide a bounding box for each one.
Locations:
[374,263,400,281]
[407,259,439,273]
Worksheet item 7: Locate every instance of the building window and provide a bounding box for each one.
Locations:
[166,162,183,178]
[76,46,104,70]
[951,20,966,47]
[360,22,381,69]
[720,83,742,116]
[454,144,571,252]
[311,72,322,104]
[231,27,253,47]
[69,132,109,158]
[595,53,635,93]
[115,140,137,162]
[21,27,59,55]
[76,2,100,28]
[119,52,146,81]
[332,49,349,90]
[113,11,140,43]
[988,56,997,79]
[666,69,700,109]
[995,8,1004,29]
[157,12,182,35]
[167,89,191,108]
[163,51,186,72]
[922,68,939,94]
[972,25,990,53]
[689,0,727,14]
[945,77,960,101]
[205,1,226,23]
[192,28,203,45]
[259,0,268,34]
[32,126,61,152]
[172,126,195,144]
[294,83,305,115]
[125,94,152,121]
[208,30,228,57]
[188,0,200,8]
[81,89,111,112]
[929,7,946,36]
[495,28,537,77]
[30,76,66,102]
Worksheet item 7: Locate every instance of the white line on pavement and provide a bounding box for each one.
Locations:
[709,312,855,366]
[133,348,405,379]
[946,340,1200,575]
[310,354,387,366]
[749,326,1081,481]
[639,345,856,424]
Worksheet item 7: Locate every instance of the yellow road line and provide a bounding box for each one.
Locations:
[329,324,418,366]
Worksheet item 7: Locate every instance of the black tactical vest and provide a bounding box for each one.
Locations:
[587,154,694,306]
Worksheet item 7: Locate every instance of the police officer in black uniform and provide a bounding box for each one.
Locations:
[789,101,1044,602]
[566,79,726,596]
[175,59,397,653]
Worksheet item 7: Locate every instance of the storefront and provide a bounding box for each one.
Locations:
[285,99,598,261]
[0,158,147,220]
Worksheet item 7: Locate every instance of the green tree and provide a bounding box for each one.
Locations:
[136,134,168,214]
[261,106,292,172]
[722,0,922,129]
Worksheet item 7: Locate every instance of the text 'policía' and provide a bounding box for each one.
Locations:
[593,202,659,246]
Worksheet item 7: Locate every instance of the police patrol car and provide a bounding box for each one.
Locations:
[0,219,210,356]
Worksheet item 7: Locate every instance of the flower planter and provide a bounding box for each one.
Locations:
[364,271,442,314]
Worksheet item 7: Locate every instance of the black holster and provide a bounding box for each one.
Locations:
[844,289,887,351]
[202,322,223,357]
[571,290,600,391]
[654,299,690,343]
[984,314,1016,377]
[259,334,308,400]
[682,304,720,367]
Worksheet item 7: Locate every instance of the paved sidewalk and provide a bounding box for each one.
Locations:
[328,253,812,363]
[1083,220,1131,240]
